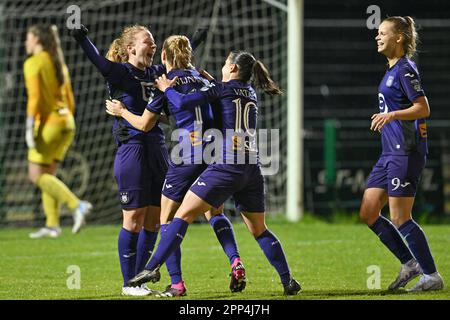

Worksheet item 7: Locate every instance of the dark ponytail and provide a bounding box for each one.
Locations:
[252,60,283,95]
[229,50,282,96]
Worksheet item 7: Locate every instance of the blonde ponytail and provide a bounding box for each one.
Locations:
[162,35,193,70]
[403,16,418,58]
[106,38,127,62]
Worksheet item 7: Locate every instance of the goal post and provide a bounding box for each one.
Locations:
[286,0,304,221]
[0,1,6,223]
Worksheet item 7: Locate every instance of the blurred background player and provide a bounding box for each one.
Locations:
[127,50,301,296]
[24,24,92,239]
[360,16,444,292]
[105,35,246,297]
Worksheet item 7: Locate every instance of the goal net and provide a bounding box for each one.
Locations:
[0,0,288,226]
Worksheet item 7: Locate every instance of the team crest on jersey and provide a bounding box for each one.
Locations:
[120,192,130,204]
[386,75,394,87]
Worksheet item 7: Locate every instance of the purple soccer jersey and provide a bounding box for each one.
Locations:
[164,80,265,212]
[147,68,215,164]
[164,79,259,163]
[378,55,427,156]
[107,62,167,145]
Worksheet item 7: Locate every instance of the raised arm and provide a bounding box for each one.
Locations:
[71,25,126,83]
[189,27,208,51]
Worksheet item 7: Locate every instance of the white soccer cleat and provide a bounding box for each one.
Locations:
[72,200,92,234]
[29,227,61,239]
[121,285,156,296]
[388,259,422,290]
[407,272,444,292]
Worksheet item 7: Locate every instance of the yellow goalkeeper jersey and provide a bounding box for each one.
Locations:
[23,50,75,120]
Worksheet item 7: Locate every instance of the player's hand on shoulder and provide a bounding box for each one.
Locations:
[70,24,88,40]
[190,27,208,49]
[198,69,215,81]
[155,74,178,92]
[105,99,125,117]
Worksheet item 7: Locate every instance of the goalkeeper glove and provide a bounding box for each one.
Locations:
[190,27,208,50]
[25,117,36,149]
[70,24,89,41]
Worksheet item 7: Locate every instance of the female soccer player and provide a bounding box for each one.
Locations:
[72,25,167,296]
[360,16,443,291]
[73,25,209,296]
[105,35,246,297]
[24,24,92,239]
[126,50,301,295]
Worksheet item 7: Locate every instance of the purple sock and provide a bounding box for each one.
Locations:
[369,216,413,264]
[256,229,291,286]
[209,213,240,264]
[118,228,139,286]
[135,229,158,274]
[146,218,189,271]
[399,219,437,274]
[161,224,183,284]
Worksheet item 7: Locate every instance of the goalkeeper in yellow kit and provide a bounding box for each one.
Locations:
[24,24,92,238]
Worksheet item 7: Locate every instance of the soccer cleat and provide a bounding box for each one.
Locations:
[121,285,156,296]
[141,283,161,295]
[155,283,187,298]
[229,259,246,292]
[126,267,161,287]
[284,278,301,295]
[29,227,61,239]
[388,259,422,290]
[407,272,444,292]
[72,200,92,234]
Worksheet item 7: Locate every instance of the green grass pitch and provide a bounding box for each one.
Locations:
[0,218,449,300]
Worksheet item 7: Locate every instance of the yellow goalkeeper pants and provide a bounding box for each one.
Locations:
[28,109,79,227]
[28,108,76,165]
